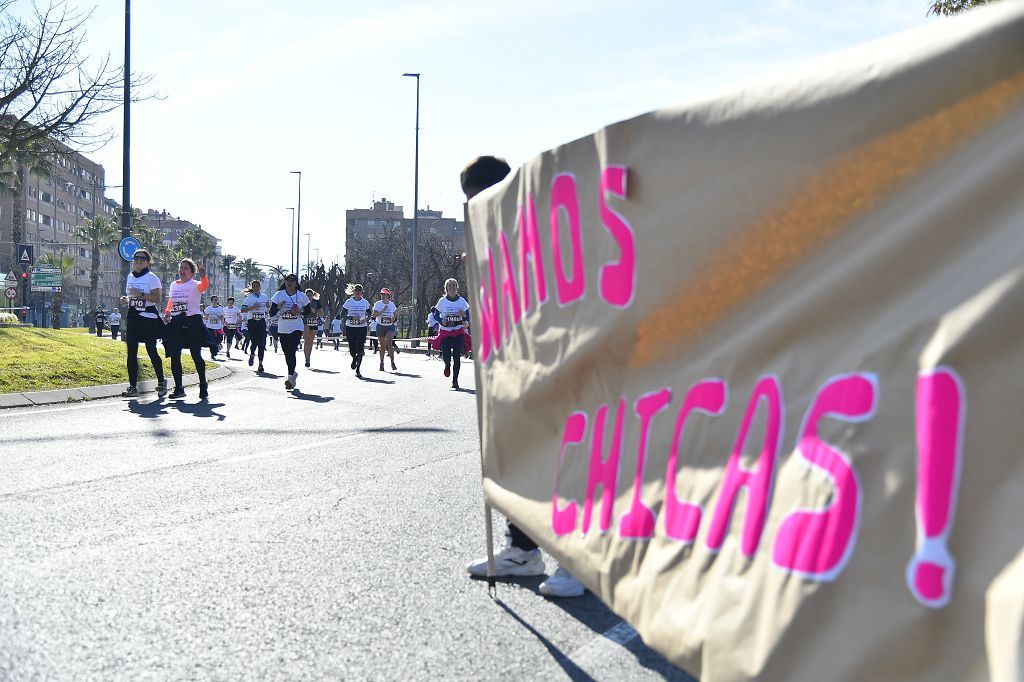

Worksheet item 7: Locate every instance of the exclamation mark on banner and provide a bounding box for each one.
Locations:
[906,367,965,609]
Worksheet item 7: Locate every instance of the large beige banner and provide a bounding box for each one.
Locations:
[464,4,1024,681]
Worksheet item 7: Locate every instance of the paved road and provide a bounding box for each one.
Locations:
[0,342,694,681]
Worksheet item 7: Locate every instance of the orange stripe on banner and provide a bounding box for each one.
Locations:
[630,70,1024,368]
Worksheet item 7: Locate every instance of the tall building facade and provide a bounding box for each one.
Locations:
[344,199,464,275]
[0,144,122,325]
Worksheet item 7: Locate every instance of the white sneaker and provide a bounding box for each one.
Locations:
[466,546,544,578]
[284,372,297,390]
[539,565,585,598]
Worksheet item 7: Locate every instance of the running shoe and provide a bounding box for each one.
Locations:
[284,373,296,390]
[350,357,357,370]
[444,363,451,378]
[391,360,397,371]
[355,370,363,379]
[291,372,298,389]
[305,360,310,368]
[379,361,385,372]
[257,364,264,373]
[452,380,460,390]
[248,355,254,367]
[156,380,168,398]
[198,383,209,400]
[466,546,544,578]
[121,386,139,398]
[169,386,186,399]
[539,565,586,598]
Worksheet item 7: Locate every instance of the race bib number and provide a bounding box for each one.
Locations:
[305,316,319,326]
[226,323,238,329]
[349,315,363,324]
[209,317,220,324]
[444,314,463,326]
[130,299,147,311]
[379,315,394,325]
[281,311,297,320]
[171,301,188,315]
[251,312,265,321]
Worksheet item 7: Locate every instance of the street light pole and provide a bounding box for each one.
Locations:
[304,233,311,277]
[402,72,420,334]
[290,171,302,275]
[286,207,295,273]
[120,0,131,284]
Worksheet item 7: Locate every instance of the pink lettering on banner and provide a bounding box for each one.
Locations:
[907,367,965,609]
[664,380,727,543]
[519,192,548,315]
[706,375,784,556]
[549,173,586,306]
[620,389,673,539]
[498,232,521,338]
[583,398,627,535]
[598,166,636,309]
[552,411,589,536]
[773,373,877,580]
[475,248,502,363]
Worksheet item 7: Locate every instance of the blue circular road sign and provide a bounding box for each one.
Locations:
[118,236,142,262]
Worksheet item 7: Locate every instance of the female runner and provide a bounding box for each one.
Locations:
[164,258,211,399]
[301,288,324,368]
[431,278,471,390]
[372,288,398,372]
[240,279,270,372]
[120,249,166,398]
[341,284,371,378]
[269,274,311,390]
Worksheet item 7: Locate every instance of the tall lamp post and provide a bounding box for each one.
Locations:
[290,171,302,275]
[120,0,132,284]
[402,72,420,336]
[286,207,295,274]
[304,233,311,277]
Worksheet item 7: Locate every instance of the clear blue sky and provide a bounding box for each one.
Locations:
[76,0,937,270]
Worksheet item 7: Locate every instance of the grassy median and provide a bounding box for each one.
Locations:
[0,326,217,394]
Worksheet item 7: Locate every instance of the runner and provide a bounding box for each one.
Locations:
[369,317,379,353]
[330,314,343,351]
[372,288,398,372]
[163,258,211,400]
[269,274,310,390]
[222,297,242,358]
[431,278,471,390]
[240,314,251,353]
[341,284,371,378]
[315,316,325,349]
[268,313,280,354]
[204,295,225,353]
[120,249,166,398]
[301,288,325,368]
[240,279,270,372]
[108,308,122,341]
[94,308,107,337]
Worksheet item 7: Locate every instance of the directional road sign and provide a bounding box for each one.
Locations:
[118,236,142,262]
[31,266,62,293]
[17,244,34,266]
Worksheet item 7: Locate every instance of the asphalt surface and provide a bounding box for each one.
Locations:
[0,341,695,681]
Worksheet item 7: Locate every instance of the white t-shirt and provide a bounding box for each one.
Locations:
[108,311,122,325]
[342,297,371,327]
[222,306,241,328]
[435,296,470,332]
[331,318,343,334]
[205,305,224,330]
[242,293,270,323]
[271,289,311,334]
[373,301,397,326]
[125,271,162,319]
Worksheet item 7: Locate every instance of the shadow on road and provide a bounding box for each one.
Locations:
[491,596,593,681]
[390,371,422,378]
[357,376,394,385]
[257,371,283,378]
[125,398,168,419]
[453,387,476,395]
[172,400,227,421]
[362,426,451,434]
[288,390,335,403]
[309,368,340,374]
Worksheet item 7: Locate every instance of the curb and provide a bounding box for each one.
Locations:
[0,365,233,409]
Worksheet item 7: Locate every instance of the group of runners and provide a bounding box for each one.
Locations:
[118,248,472,398]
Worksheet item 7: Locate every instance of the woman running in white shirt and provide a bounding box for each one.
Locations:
[301,288,325,368]
[372,287,399,372]
[431,278,471,390]
[240,279,270,372]
[331,314,343,350]
[269,274,311,390]
[222,298,242,358]
[341,283,371,378]
[164,258,211,399]
[204,295,225,352]
[120,249,167,398]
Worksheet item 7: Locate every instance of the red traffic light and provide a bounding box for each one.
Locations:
[20,272,27,280]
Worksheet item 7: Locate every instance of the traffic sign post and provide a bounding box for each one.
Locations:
[17,244,34,266]
[118,236,142,262]
[31,267,63,293]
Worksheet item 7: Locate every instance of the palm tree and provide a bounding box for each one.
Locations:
[74,217,120,330]
[0,140,56,266]
[39,251,76,329]
[221,254,237,297]
[231,258,263,289]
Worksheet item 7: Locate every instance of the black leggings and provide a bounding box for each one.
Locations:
[441,335,464,380]
[280,330,302,375]
[346,325,367,358]
[248,320,267,364]
[127,339,163,386]
[224,327,240,349]
[169,345,206,389]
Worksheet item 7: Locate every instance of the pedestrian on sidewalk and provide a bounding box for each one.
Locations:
[460,155,585,598]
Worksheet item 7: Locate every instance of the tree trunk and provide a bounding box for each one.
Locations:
[11,164,25,264]
[51,293,62,329]
[88,233,100,332]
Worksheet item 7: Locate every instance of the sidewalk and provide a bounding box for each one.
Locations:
[0,365,233,409]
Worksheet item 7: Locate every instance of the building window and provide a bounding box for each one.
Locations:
[29,186,38,198]
[368,219,376,226]
[80,248,87,257]
[41,192,52,203]
[41,214,52,226]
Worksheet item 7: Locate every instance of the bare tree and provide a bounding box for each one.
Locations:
[928,0,993,15]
